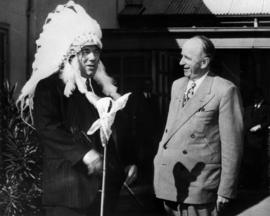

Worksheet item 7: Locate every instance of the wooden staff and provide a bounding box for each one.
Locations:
[87,94,131,216]
[100,140,107,216]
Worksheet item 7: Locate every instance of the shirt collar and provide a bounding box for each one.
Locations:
[186,72,208,93]
[193,72,208,86]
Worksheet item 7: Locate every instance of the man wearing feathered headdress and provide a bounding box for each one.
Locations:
[17,1,137,215]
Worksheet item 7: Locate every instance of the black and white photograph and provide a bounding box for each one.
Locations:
[1,0,270,216]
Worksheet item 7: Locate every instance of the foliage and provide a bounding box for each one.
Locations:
[0,81,42,216]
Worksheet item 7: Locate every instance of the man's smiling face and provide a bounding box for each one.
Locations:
[77,45,101,78]
[179,38,206,80]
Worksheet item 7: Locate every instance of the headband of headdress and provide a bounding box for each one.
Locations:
[17,1,118,126]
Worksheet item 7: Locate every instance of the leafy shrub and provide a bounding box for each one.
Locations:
[0,81,42,216]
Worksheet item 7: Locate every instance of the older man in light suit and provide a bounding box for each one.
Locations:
[154,35,243,216]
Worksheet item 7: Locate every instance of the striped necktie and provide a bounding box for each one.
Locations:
[182,81,196,107]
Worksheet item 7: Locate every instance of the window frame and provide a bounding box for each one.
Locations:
[0,22,9,84]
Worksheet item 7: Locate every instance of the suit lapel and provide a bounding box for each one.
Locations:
[165,78,188,134]
[165,74,215,144]
[174,78,188,118]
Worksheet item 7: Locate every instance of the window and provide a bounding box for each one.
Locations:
[0,23,9,167]
[0,23,9,85]
[102,51,151,92]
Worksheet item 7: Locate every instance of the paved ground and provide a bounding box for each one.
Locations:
[114,186,270,216]
[238,196,270,216]
[26,186,270,216]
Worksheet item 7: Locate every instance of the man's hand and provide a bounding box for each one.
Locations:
[216,195,230,212]
[82,150,103,175]
[124,165,138,186]
[250,124,261,132]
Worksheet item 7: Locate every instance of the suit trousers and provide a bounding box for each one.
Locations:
[44,188,120,216]
[164,200,218,216]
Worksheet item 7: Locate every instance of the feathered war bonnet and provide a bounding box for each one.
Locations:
[17,0,118,125]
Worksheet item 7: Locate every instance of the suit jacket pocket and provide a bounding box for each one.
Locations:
[154,148,180,166]
[193,110,216,133]
[187,141,220,164]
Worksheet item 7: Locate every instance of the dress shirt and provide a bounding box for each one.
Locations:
[185,72,209,95]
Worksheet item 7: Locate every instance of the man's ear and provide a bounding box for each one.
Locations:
[201,57,210,69]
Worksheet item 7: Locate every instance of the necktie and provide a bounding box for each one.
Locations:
[85,78,92,92]
[182,81,196,107]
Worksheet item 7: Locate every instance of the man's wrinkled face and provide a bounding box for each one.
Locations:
[179,38,206,80]
[77,45,101,78]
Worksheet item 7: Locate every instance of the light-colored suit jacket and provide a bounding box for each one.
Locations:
[154,73,243,204]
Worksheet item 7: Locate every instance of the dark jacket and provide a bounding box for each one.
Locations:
[244,102,270,149]
[33,73,127,208]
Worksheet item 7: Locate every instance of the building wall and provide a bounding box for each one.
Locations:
[34,0,123,34]
[0,0,28,94]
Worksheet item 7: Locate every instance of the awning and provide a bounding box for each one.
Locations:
[175,38,270,49]
[121,0,270,16]
[103,27,270,50]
